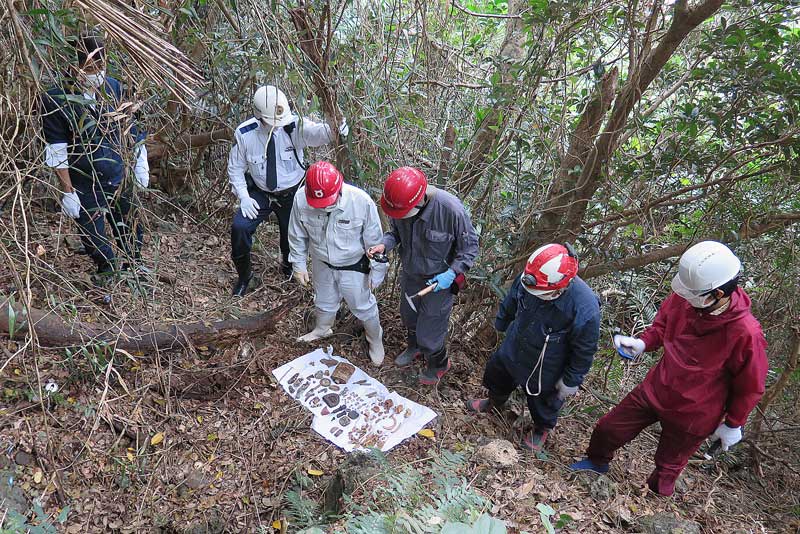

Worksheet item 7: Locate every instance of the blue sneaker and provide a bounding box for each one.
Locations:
[568,458,610,474]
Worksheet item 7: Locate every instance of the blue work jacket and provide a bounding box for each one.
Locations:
[40,76,144,190]
[495,275,601,393]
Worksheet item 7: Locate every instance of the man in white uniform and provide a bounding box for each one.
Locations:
[228,85,348,296]
[288,161,388,365]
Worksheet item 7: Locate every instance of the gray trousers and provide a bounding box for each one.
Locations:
[400,273,453,366]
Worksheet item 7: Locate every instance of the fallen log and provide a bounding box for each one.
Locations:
[0,295,288,353]
[147,127,233,162]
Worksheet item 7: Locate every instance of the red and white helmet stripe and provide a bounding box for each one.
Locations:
[522,243,579,294]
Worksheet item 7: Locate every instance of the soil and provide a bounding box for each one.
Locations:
[1,192,797,533]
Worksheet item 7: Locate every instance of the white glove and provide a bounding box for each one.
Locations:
[711,423,742,451]
[239,196,260,220]
[293,270,310,287]
[338,118,349,138]
[134,167,150,188]
[613,335,645,358]
[134,145,150,188]
[555,377,579,401]
[61,192,81,219]
[369,265,387,290]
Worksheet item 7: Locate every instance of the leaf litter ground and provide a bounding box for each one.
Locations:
[1,196,797,533]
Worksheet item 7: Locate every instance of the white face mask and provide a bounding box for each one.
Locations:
[682,292,716,309]
[401,207,420,219]
[534,289,564,301]
[82,70,106,89]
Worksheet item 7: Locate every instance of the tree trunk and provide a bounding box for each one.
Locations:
[288,2,353,178]
[452,0,527,196]
[0,296,288,353]
[521,0,724,258]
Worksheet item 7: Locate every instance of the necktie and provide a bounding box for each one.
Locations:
[266,132,277,191]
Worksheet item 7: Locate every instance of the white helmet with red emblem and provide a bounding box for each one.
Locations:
[521,243,579,297]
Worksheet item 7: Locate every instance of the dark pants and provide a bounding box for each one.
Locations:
[230,185,296,264]
[482,352,564,430]
[75,181,143,272]
[586,386,706,496]
[400,272,453,368]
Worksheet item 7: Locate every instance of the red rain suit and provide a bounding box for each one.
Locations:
[587,288,768,495]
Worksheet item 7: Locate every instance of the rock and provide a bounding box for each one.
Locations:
[638,512,701,534]
[323,451,382,514]
[183,513,225,534]
[184,469,207,490]
[0,470,30,516]
[298,529,326,534]
[475,439,519,468]
[589,475,616,501]
[14,450,34,466]
[64,235,86,253]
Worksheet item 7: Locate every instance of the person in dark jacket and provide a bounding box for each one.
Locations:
[368,167,479,385]
[40,34,149,283]
[570,241,768,496]
[466,243,601,452]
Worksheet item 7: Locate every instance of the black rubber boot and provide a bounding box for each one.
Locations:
[280,255,292,277]
[232,255,253,297]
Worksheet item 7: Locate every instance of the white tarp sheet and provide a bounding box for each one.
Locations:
[272,348,437,452]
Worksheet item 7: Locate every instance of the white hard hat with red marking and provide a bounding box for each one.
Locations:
[521,243,579,296]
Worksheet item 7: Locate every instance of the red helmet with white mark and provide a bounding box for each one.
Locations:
[305,161,344,208]
[522,243,579,296]
[380,167,428,218]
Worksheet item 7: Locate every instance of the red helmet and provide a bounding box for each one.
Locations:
[380,167,428,218]
[522,243,579,295]
[305,161,344,208]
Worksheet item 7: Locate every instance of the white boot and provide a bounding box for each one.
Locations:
[363,316,385,366]
[297,310,336,342]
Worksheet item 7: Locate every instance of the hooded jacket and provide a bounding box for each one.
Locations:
[494,275,601,393]
[638,287,768,436]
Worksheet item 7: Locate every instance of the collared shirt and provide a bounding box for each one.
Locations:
[228,116,334,198]
[381,186,479,277]
[288,183,385,272]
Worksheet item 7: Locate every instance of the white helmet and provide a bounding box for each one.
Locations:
[671,241,741,305]
[253,85,293,128]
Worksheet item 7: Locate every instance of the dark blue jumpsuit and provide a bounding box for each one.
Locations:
[40,77,145,273]
[484,275,601,430]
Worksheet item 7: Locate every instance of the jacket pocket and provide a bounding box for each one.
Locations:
[333,219,363,251]
[423,229,453,260]
[247,154,267,179]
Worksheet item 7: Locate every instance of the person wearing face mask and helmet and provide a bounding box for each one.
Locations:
[569,241,768,497]
[40,34,150,283]
[368,167,479,385]
[465,243,601,453]
[227,85,349,296]
[287,161,388,366]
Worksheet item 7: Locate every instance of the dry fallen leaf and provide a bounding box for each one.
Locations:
[33,468,43,484]
[307,468,324,476]
[418,429,435,439]
[150,432,165,446]
[126,451,135,462]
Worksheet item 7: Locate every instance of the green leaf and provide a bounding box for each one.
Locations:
[7,301,16,340]
[57,506,71,523]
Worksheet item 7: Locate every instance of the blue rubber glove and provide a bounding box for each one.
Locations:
[428,268,456,292]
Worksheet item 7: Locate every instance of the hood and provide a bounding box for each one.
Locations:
[685,287,752,331]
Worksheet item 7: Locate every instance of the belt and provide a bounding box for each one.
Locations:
[244,172,301,199]
[323,254,371,275]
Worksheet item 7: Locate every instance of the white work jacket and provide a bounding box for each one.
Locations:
[227,115,334,198]
[288,184,385,272]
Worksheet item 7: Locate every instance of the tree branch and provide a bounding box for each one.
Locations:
[580,212,800,279]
